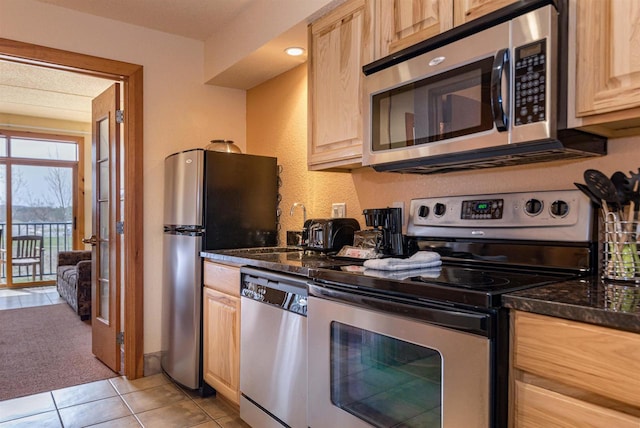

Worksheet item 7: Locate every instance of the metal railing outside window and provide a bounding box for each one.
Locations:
[0,222,74,279]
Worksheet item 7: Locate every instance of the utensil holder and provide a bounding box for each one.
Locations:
[602,212,640,282]
[603,281,640,312]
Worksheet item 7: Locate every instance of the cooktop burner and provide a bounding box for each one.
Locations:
[311,262,578,308]
[407,265,561,289]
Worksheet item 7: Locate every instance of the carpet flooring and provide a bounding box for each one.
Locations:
[0,303,117,401]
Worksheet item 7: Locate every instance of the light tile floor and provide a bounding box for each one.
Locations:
[0,285,64,311]
[0,374,250,427]
[0,288,250,427]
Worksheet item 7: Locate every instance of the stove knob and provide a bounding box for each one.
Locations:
[418,205,430,218]
[434,203,446,217]
[550,200,569,217]
[524,198,543,216]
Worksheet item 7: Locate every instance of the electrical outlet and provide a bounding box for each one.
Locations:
[332,202,346,218]
[392,201,405,226]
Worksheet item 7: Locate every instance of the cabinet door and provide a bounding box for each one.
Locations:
[575,0,640,117]
[374,0,453,59]
[308,0,373,170]
[203,287,240,405]
[453,0,518,26]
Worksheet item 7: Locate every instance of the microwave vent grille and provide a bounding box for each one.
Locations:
[373,139,606,175]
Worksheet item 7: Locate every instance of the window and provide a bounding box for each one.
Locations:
[0,130,84,287]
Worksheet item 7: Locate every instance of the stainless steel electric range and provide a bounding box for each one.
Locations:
[307,189,597,428]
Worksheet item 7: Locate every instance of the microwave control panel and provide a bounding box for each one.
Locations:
[514,39,546,126]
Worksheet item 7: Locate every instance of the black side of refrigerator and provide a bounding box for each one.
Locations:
[202,151,278,250]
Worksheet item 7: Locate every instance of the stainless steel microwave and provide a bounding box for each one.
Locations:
[362,0,606,174]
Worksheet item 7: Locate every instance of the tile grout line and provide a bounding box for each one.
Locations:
[115,391,144,427]
[49,391,66,428]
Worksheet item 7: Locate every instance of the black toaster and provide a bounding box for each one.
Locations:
[301,218,360,252]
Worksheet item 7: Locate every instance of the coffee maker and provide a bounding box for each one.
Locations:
[359,207,405,256]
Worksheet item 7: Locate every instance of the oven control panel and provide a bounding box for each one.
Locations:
[407,190,593,242]
[461,199,504,219]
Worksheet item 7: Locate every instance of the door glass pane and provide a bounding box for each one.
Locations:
[100,241,109,280]
[99,201,109,238]
[96,116,110,322]
[10,138,77,161]
[99,118,109,160]
[330,322,442,427]
[10,165,73,284]
[98,279,109,321]
[99,161,109,200]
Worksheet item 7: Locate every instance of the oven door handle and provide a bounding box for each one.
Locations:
[491,48,509,132]
[308,282,492,337]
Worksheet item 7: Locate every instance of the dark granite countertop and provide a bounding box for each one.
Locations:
[503,277,640,334]
[203,248,640,334]
[201,247,351,276]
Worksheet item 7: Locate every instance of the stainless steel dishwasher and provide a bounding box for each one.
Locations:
[240,267,308,428]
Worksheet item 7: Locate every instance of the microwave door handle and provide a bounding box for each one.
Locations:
[491,48,510,132]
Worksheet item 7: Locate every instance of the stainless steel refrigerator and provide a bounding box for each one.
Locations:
[161,148,277,391]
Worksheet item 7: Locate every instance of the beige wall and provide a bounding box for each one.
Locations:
[248,63,640,239]
[1,0,248,353]
[247,64,361,237]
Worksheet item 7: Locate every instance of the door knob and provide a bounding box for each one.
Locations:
[82,235,98,246]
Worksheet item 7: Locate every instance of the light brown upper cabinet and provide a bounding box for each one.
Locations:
[308,0,374,171]
[373,0,519,60]
[374,0,453,59]
[453,0,519,26]
[573,0,640,136]
[307,0,524,171]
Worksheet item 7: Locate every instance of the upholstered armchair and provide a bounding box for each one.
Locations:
[57,250,92,320]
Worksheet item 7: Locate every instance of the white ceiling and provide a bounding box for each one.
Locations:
[1,0,312,123]
[0,60,115,123]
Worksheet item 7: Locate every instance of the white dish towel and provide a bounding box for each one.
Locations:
[363,251,442,271]
[364,267,442,280]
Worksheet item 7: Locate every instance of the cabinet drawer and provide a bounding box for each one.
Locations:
[513,311,640,408]
[203,261,240,296]
[514,381,640,427]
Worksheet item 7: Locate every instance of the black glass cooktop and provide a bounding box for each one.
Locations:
[309,262,577,308]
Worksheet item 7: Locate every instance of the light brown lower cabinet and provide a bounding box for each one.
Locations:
[202,261,241,406]
[514,381,640,427]
[203,287,240,406]
[511,311,640,427]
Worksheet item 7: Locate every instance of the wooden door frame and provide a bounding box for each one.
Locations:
[0,38,144,379]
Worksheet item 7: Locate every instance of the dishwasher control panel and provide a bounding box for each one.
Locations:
[241,271,308,316]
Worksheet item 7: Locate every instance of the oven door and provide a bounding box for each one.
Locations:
[308,284,492,428]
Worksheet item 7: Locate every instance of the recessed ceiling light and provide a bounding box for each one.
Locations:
[285,47,305,57]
